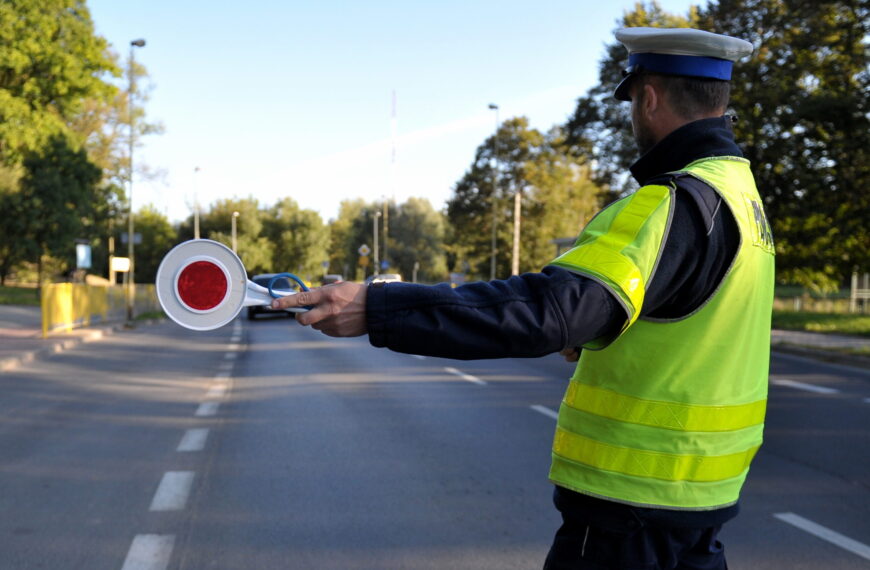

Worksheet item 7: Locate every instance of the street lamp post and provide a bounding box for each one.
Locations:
[373,211,381,276]
[382,199,389,269]
[488,103,499,280]
[231,211,239,253]
[126,38,146,323]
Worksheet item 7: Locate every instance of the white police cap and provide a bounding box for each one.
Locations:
[613,27,754,101]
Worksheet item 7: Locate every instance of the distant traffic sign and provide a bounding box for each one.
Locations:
[358,244,371,256]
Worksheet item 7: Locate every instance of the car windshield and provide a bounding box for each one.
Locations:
[254,276,294,290]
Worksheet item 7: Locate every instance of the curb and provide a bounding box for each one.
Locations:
[0,318,164,373]
[772,343,870,370]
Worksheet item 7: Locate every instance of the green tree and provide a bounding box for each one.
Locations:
[125,205,176,283]
[16,136,102,284]
[698,0,870,290]
[562,0,869,291]
[447,117,601,279]
[388,197,448,283]
[195,198,273,277]
[0,189,33,284]
[328,199,370,281]
[70,55,164,195]
[563,2,695,198]
[523,128,601,268]
[0,0,118,165]
[263,197,330,282]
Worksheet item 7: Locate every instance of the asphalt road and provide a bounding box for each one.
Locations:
[0,315,868,569]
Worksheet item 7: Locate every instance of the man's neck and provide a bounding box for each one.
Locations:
[630,116,742,184]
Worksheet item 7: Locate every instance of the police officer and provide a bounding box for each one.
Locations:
[274,27,773,570]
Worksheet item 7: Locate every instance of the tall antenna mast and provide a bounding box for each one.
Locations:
[384,89,397,267]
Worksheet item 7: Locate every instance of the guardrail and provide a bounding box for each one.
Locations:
[40,283,160,337]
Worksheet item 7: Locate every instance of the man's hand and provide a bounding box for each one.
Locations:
[560,346,580,363]
[271,282,367,337]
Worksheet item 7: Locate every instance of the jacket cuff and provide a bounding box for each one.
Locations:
[366,282,388,347]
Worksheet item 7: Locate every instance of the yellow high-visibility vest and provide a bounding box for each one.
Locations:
[549,156,775,509]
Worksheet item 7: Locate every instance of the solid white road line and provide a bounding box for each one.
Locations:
[150,471,195,511]
[195,402,219,417]
[444,366,486,385]
[121,534,175,570]
[206,384,227,398]
[773,512,870,561]
[530,405,559,420]
[177,428,209,452]
[770,379,839,394]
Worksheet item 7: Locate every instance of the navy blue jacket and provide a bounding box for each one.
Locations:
[366,116,744,527]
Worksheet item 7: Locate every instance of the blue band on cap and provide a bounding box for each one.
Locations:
[628,52,733,80]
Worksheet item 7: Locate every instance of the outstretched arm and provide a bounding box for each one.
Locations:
[273,267,626,360]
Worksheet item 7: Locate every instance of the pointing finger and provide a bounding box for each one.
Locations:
[272,288,320,310]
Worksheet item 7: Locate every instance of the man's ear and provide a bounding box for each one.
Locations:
[641,82,659,119]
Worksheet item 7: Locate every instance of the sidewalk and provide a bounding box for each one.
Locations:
[1,304,869,372]
[0,305,146,372]
[770,328,870,367]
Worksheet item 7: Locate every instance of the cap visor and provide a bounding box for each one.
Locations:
[614,75,633,101]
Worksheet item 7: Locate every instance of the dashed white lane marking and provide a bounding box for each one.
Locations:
[206,384,227,398]
[149,471,195,511]
[218,362,234,371]
[412,355,426,360]
[214,371,231,380]
[771,379,839,394]
[223,352,238,360]
[195,402,219,417]
[177,428,209,452]
[443,366,486,385]
[774,512,870,561]
[230,336,241,343]
[531,405,559,420]
[121,534,175,570]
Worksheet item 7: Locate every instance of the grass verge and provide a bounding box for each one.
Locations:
[772,310,870,338]
[0,285,40,306]
[134,310,165,321]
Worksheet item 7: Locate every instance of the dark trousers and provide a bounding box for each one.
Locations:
[543,511,727,570]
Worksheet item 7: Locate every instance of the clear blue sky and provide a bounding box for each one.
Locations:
[87,0,696,223]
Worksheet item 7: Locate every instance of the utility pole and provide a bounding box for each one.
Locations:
[488,103,499,281]
[383,198,389,268]
[126,38,145,323]
[373,211,381,276]
[511,187,521,276]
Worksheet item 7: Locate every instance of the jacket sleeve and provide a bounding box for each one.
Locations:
[366,267,625,360]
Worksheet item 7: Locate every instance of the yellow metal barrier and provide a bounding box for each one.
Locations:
[41,283,160,337]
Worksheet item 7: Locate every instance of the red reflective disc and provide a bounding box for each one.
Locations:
[177,261,228,310]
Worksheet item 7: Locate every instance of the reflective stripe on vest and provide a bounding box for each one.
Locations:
[553,427,760,482]
[563,382,766,432]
